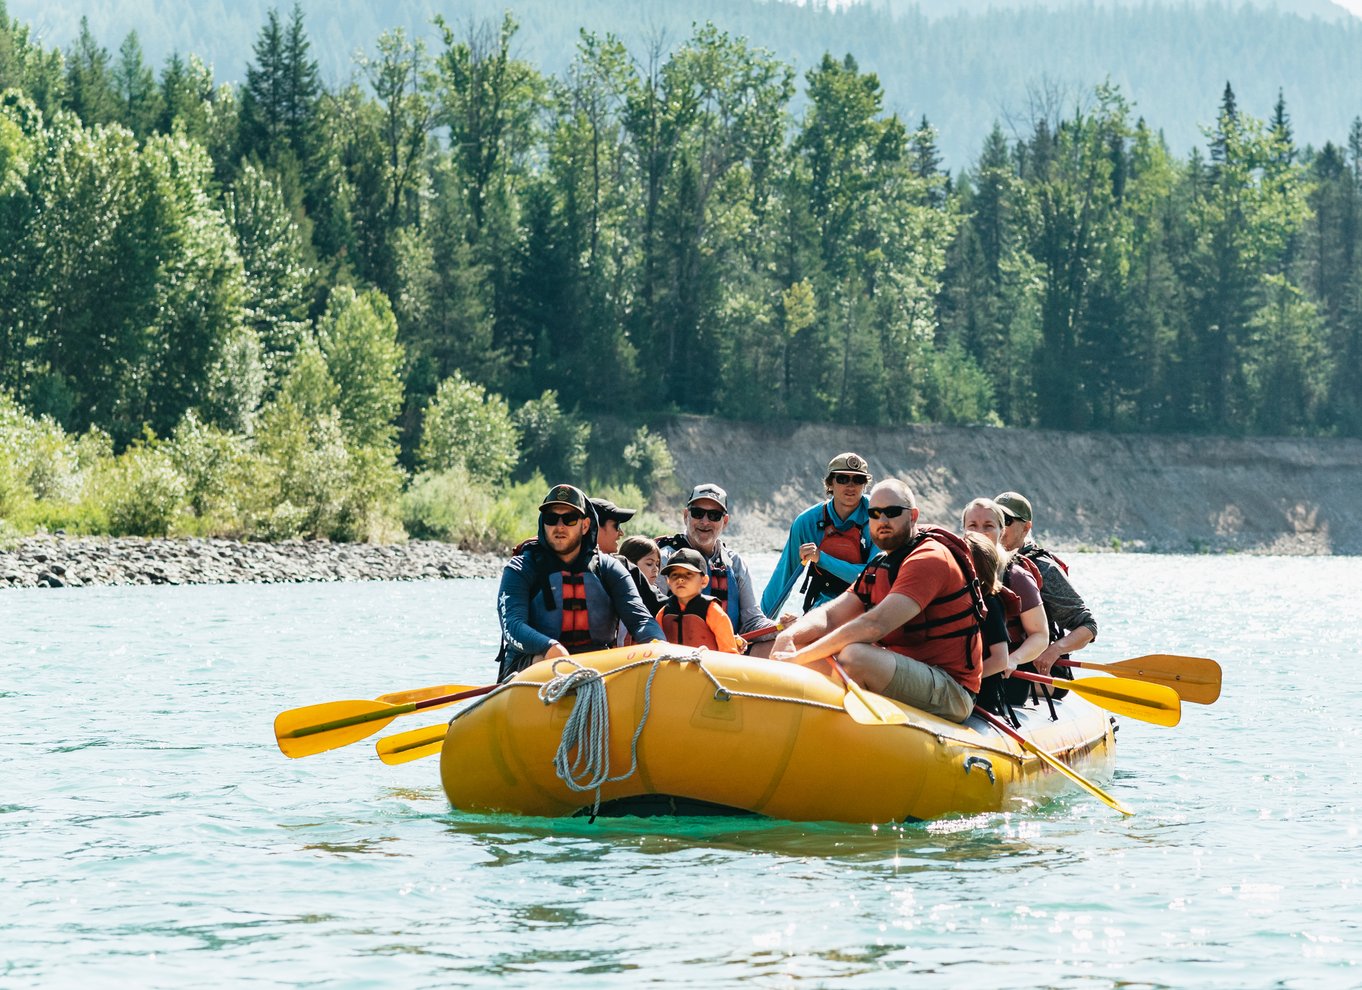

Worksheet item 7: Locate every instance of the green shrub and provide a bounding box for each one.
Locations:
[513,390,589,483]
[622,426,676,501]
[96,444,188,536]
[401,468,545,551]
[418,372,519,481]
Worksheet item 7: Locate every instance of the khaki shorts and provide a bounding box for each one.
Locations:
[882,653,974,723]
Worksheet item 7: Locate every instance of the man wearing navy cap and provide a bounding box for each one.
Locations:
[589,497,636,555]
[655,483,787,649]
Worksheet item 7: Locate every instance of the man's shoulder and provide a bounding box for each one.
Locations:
[594,552,632,582]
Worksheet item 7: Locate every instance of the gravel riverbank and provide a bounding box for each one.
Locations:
[0,535,503,589]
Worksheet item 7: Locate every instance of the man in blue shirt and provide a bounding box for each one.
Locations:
[761,452,873,618]
[496,484,664,680]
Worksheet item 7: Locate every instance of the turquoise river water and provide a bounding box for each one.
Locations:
[3,553,1359,988]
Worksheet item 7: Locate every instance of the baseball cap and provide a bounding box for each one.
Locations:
[589,497,636,524]
[994,491,1033,523]
[661,547,706,575]
[686,483,729,511]
[539,484,589,513]
[825,452,871,480]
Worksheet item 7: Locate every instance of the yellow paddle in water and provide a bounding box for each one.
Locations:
[974,705,1133,816]
[1065,654,1221,705]
[1009,670,1181,727]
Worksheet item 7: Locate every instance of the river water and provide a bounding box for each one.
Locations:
[3,553,1358,988]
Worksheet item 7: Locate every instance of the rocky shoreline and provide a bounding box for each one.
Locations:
[0,535,504,589]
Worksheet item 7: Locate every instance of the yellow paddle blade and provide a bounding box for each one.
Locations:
[374,683,478,707]
[832,660,909,726]
[376,724,448,765]
[1079,655,1222,705]
[1060,675,1181,727]
[274,699,406,758]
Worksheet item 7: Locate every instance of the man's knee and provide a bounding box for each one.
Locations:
[838,642,898,692]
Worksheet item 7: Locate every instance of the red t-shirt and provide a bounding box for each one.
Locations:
[875,539,982,692]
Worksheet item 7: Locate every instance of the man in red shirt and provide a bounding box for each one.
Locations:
[771,479,981,722]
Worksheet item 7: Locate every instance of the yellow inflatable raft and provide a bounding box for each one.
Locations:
[439,644,1117,824]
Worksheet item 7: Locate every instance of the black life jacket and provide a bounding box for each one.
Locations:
[496,539,611,681]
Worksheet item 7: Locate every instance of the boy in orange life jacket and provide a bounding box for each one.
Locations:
[656,548,743,653]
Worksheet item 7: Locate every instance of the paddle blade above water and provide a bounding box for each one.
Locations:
[274,699,402,758]
[376,724,448,765]
[1077,654,1222,705]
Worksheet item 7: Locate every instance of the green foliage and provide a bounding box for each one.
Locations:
[316,285,405,450]
[512,389,588,483]
[94,441,187,536]
[402,466,545,550]
[621,426,675,502]
[2,6,1362,552]
[417,371,519,480]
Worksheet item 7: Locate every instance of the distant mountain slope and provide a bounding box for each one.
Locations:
[867,0,1351,17]
[9,0,1360,167]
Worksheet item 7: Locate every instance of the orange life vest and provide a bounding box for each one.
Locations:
[658,595,723,650]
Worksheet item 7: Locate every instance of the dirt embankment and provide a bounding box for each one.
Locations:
[660,416,1362,555]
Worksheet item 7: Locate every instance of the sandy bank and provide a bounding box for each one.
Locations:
[661,416,1362,555]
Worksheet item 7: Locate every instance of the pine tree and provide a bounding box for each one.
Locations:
[64,18,119,127]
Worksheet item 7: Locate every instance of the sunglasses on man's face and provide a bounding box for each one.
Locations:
[541,510,584,527]
[688,506,725,522]
[1002,514,1021,526]
[866,505,911,520]
[831,473,868,486]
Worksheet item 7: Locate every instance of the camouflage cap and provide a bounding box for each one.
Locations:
[539,484,589,513]
[686,483,729,511]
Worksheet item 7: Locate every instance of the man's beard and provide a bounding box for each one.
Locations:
[873,526,911,553]
[550,531,584,557]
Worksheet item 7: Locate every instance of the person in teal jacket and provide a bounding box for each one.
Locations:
[761,452,874,617]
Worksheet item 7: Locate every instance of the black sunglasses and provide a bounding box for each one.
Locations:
[867,505,912,520]
[541,510,584,526]
[1001,513,1021,526]
[831,473,868,486]
[688,506,725,522]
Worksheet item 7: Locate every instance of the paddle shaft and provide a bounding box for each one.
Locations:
[283,683,496,739]
[974,705,1133,816]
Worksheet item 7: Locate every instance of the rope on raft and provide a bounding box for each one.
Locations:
[539,654,666,820]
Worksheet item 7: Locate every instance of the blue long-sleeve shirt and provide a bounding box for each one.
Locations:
[760,497,871,616]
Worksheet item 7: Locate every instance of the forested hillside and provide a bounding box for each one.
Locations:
[2,3,1360,545]
[8,0,1362,166]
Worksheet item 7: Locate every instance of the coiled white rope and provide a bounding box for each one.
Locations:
[538,655,664,820]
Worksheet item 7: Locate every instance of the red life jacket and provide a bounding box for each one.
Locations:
[556,571,594,650]
[851,526,984,693]
[802,502,872,609]
[658,595,722,650]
